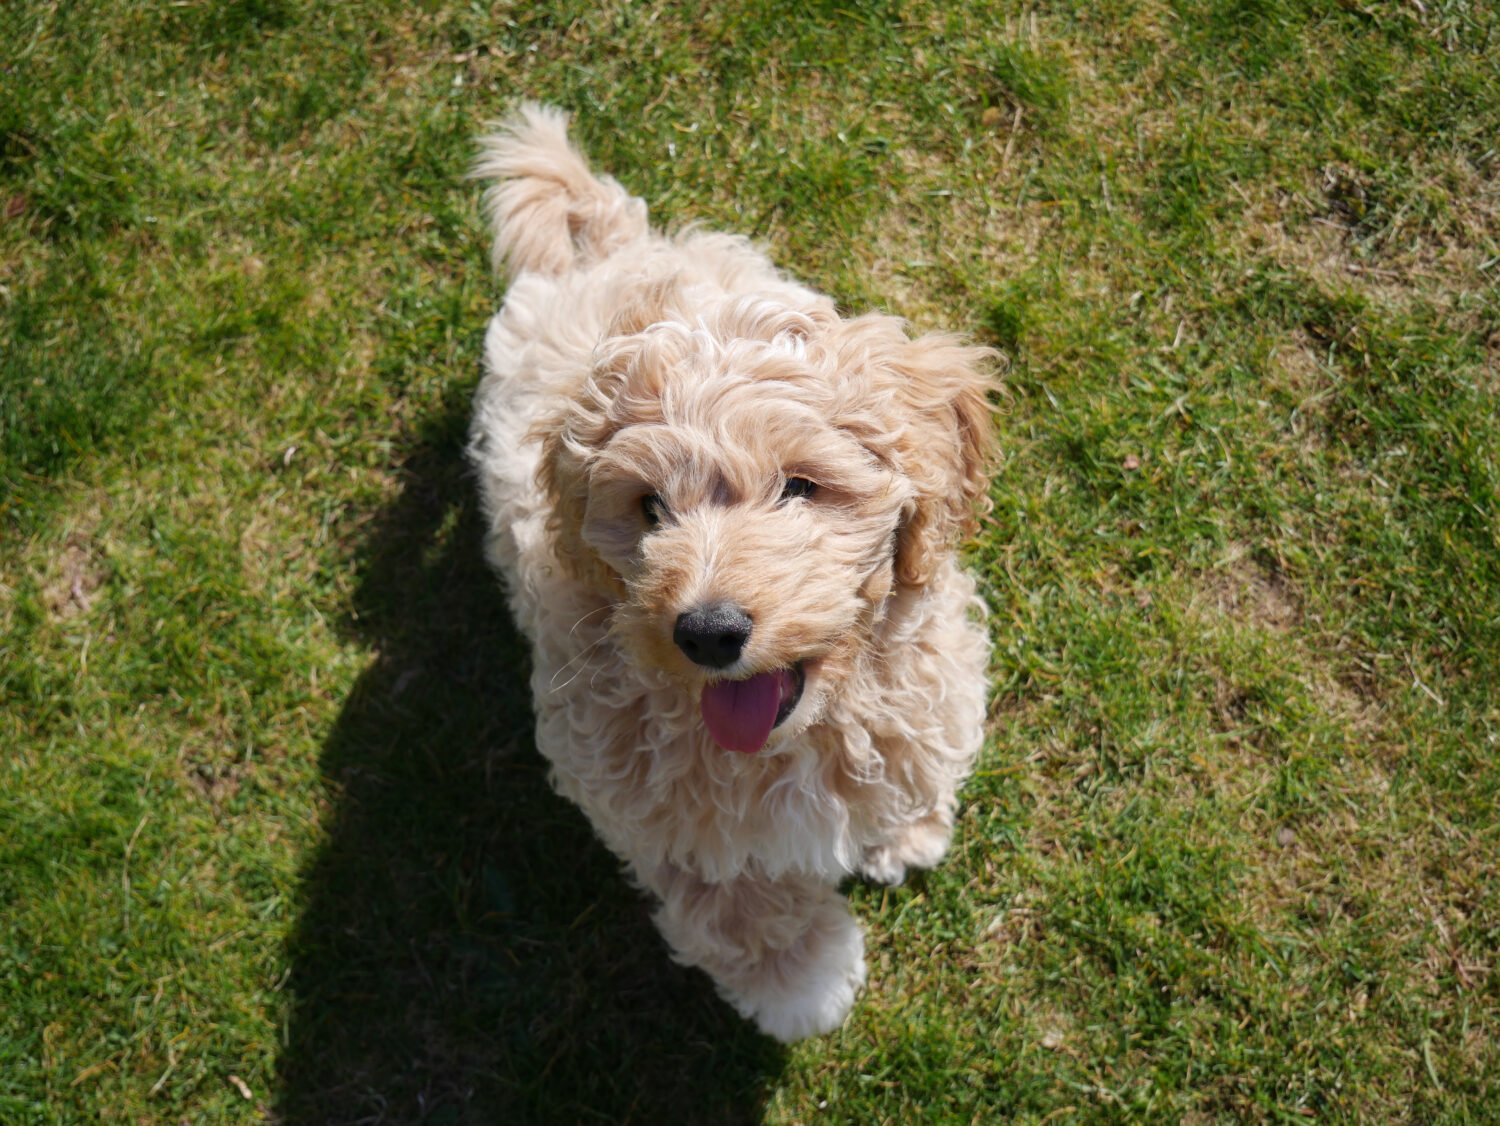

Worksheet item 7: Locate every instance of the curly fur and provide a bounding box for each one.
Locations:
[468,103,996,1041]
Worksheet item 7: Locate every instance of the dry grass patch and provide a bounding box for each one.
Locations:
[40,529,110,622]
[1198,543,1303,632]
[1241,162,1497,316]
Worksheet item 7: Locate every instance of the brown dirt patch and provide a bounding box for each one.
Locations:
[42,531,108,619]
[1199,544,1302,631]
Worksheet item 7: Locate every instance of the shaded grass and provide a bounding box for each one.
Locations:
[2,0,1497,1122]
[280,407,783,1123]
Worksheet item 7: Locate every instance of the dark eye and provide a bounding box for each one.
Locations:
[641,493,665,528]
[780,476,818,503]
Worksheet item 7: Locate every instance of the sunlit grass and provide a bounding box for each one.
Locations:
[2,0,1497,1122]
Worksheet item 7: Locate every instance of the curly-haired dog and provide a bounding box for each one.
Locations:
[468,104,996,1042]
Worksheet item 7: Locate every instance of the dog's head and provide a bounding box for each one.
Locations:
[539,283,995,753]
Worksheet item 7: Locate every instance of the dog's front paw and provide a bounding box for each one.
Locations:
[724,903,866,1043]
[859,810,954,885]
[859,841,911,886]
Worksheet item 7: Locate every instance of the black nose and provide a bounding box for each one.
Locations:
[673,603,753,669]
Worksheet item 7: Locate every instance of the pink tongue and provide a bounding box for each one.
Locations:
[700,671,790,753]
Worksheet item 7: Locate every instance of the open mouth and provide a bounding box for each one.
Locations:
[773,662,807,728]
[699,662,807,754]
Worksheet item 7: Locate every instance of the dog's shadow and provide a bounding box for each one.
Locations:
[276,399,784,1125]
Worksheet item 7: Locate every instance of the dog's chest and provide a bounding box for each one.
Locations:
[529,662,861,882]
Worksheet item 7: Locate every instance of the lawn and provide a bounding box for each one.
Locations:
[2,0,1497,1122]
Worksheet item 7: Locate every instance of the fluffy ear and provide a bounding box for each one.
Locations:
[534,278,687,592]
[534,361,631,595]
[839,318,998,588]
[535,410,620,594]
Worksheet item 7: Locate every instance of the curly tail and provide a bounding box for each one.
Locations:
[472,102,649,276]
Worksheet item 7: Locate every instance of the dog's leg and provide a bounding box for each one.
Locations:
[641,862,865,1042]
[858,799,956,886]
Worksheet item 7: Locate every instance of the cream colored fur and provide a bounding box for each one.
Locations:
[467,103,995,1042]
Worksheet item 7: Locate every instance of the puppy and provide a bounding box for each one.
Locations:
[467,104,995,1041]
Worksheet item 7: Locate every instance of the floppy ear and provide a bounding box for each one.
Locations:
[534,278,689,593]
[840,319,998,588]
[536,408,619,594]
[534,356,633,595]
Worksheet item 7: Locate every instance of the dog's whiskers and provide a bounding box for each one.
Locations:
[568,604,612,637]
[548,634,610,692]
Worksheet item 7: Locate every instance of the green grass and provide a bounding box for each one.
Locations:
[3,0,1498,1122]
